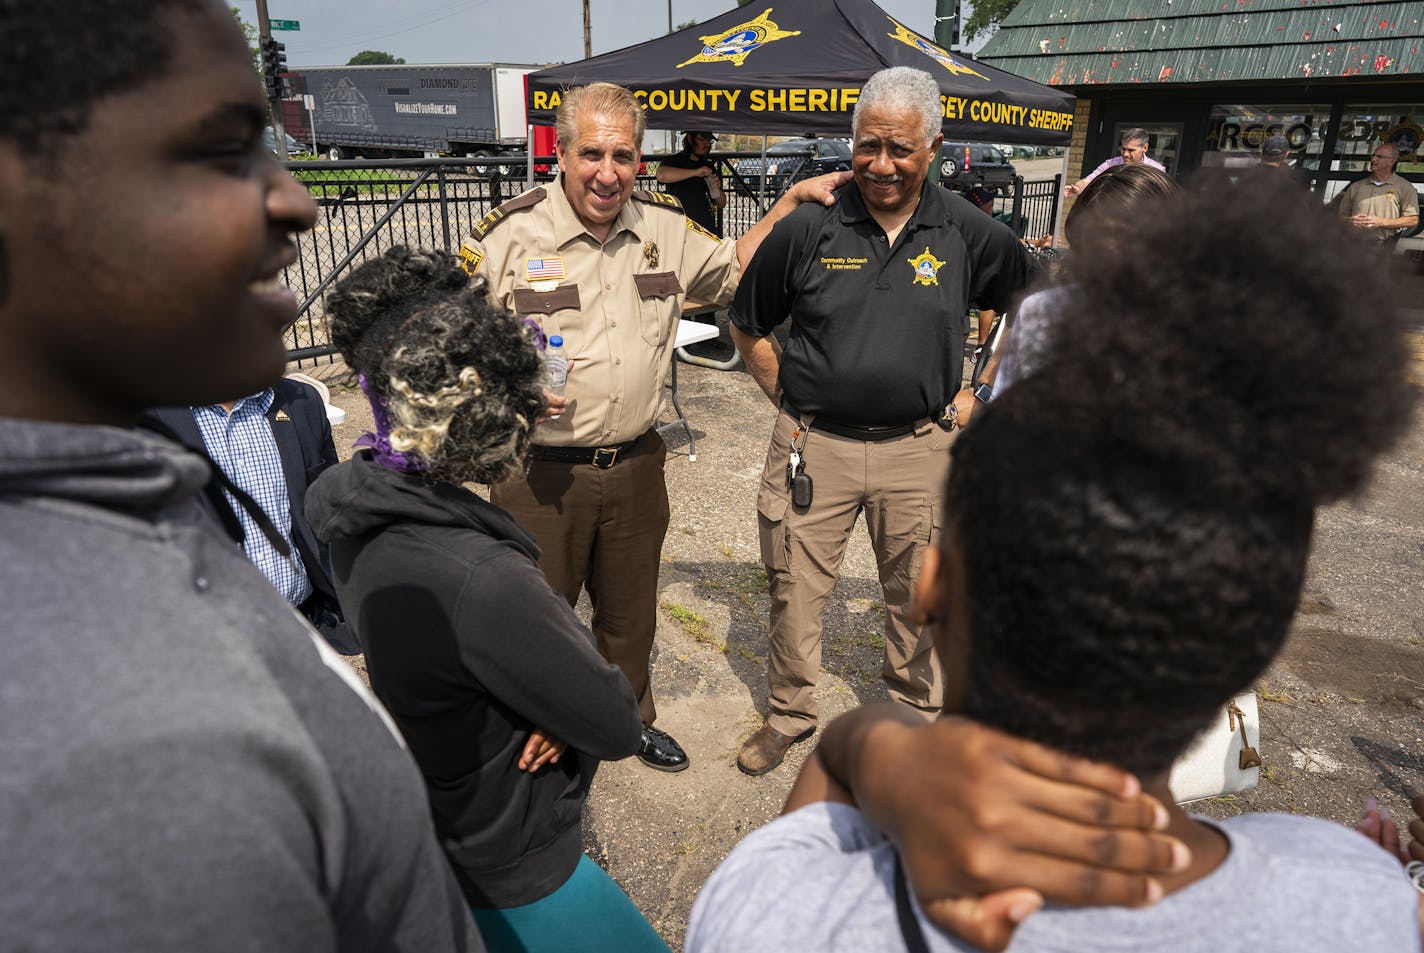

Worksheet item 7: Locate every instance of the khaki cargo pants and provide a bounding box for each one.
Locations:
[756,408,952,736]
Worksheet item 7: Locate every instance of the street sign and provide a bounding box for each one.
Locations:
[269,19,300,30]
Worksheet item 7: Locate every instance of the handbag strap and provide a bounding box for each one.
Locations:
[893,852,932,953]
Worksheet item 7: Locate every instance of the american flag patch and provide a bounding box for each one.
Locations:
[525,256,566,281]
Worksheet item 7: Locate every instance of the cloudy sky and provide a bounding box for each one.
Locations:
[232,0,973,67]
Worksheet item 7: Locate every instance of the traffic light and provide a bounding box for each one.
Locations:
[259,36,289,100]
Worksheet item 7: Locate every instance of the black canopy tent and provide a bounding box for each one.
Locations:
[525,0,1075,145]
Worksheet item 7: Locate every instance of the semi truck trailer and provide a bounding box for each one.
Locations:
[279,63,535,165]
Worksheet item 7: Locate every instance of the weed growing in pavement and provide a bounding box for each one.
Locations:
[1259,685,1295,704]
[660,601,725,653]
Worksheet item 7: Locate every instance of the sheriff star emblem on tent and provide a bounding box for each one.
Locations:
[885,18,989,82]
[678,8,802,68]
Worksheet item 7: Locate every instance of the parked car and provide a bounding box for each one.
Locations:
[1001,144,1066,160]
[938,141,1017,194]
[734,137,852,194]
[263,127,308,157]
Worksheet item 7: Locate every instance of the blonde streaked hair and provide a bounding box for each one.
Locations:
[326,246,546,484]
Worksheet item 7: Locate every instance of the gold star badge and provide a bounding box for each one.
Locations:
[643,241,660,269]
[677,9,802,68]
[886,18,990,81]
[908,247,946,286]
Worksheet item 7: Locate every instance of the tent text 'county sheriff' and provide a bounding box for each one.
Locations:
[526,0,1075,145]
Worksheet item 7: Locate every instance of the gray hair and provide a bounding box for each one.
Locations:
[555,82,646,149]
[1121,128,1150,148]
[852,67,942,146]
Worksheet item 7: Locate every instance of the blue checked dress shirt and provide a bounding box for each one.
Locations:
[192,391,313,607]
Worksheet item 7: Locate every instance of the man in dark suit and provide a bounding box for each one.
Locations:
[143,377,356,654]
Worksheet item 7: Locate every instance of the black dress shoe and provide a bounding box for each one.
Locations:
[637,726,689,772]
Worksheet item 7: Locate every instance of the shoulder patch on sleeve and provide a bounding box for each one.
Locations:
[471,187,547,239]
[457,238,485,275]
[634,189,685,212]
[686,218,722,243]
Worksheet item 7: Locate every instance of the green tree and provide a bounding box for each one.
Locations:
[675,19,699,30]
[964,0,1023,42]
[347,50,406,65]
[229,6,259,70]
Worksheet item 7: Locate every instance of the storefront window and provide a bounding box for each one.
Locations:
[1334,105,1424,170]
[1202,104,1331,171]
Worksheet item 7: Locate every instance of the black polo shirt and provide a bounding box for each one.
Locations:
[659,151,720,234]
[731,181,1028,425]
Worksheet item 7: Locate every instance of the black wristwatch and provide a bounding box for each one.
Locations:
[972,382,993,403]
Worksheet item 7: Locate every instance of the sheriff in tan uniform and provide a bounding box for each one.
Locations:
[466,186,736,450]
[461,82,847,772]
[1337,143,1420,243]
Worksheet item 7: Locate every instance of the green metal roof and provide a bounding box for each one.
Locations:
[978,0,1424,86]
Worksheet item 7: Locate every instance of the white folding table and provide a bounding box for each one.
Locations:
[656,318,720,461]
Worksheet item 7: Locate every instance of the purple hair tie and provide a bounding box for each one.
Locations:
[523,318,548,353]
[353,372,432,473]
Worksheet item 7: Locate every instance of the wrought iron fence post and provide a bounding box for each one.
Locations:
[1049,173,1062,241]
[437,165,453,253]
[1010,175,1025,237]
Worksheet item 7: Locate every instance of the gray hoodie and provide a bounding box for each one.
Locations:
[0,418,480,952]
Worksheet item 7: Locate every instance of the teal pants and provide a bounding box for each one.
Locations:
[470,854,671,953]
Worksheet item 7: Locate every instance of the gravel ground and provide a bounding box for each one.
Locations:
[309,322,1423,951]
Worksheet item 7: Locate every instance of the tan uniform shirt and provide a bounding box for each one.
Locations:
[463,177,739,446]
[1337,172,1420,241]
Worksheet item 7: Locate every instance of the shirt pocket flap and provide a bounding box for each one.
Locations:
[633,271,684,300]
[512,285,581,315]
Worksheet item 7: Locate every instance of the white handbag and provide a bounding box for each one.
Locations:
[1168,693,1262,804]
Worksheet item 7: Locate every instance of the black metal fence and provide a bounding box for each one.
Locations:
[283,155,1063,364]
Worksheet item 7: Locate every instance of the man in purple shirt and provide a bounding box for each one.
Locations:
[1067,128,1166,195]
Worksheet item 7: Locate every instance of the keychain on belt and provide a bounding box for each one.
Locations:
[787,426,813,508]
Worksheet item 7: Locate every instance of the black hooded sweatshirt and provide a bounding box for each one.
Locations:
[307,451,641,908]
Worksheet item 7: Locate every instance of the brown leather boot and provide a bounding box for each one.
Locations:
[737,722,814,776]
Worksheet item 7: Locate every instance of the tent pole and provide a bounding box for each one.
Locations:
[526,124,534,190]
[760,134,769,211]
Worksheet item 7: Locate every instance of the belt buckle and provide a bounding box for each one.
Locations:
[592,446,619,469]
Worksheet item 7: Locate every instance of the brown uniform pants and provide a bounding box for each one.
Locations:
[756,409,952,735]
[491,430,669,726]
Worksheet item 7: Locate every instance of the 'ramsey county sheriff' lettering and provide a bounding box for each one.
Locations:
[530,88,1071,132]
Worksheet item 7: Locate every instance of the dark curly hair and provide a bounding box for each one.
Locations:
[947,175,1415,777]
[326,246,546,485]
[1,0,209,155]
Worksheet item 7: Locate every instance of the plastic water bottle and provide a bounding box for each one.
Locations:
[544,335,569,397]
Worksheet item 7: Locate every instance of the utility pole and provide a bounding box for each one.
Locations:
[934,0,961,51]
[255,0,290,158]
[583,0,591,57]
